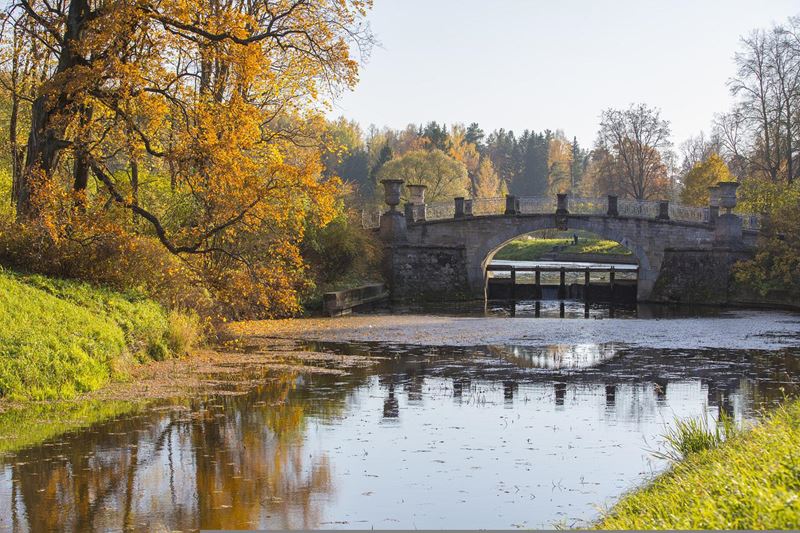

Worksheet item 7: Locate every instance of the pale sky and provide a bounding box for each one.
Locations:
[329,0,800,148]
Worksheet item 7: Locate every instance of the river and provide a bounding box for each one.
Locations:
[1,305,799,530]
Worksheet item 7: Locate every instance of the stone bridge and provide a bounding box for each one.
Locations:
[369,181,762,303]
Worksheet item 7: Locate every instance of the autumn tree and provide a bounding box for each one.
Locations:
[448,123,480,190]
[680,154,733,206]
[376,149,469,203]
[322,118,371,203]
[472,157,503,198]
[547,130,572,194]
[720,19,800,185]
[1,0,373,317]
[596,104,673,200]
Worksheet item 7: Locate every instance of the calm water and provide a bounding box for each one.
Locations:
[1,322,800,530]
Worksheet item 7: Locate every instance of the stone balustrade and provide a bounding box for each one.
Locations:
[364,190,761,234]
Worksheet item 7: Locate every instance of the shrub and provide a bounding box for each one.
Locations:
[300,208,383,310]
[735,182,800,300]
[166,310,204,356]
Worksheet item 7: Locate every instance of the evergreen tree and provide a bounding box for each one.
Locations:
[515,131,549,196]
[571,136,584,190]
[371,142,394,183]
[422,121,451,151]
[465,122,485,149]
[485,129,519,188]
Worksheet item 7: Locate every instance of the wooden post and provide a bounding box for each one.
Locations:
[610,266,616,301]
[559,267,566,300]
[535,300,541,318]
[559,301,565,318]
[535,267,541,299]
[584,268,590,300]
[510,265,516,301]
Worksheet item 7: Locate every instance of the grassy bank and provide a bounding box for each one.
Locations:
[0,267,200,401]
[598,401,800,529]
[493,233,632,261]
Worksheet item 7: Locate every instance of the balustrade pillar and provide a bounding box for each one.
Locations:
[505,194,517,215]
[454,197,465,219]
[607,195,619,217]
[407,183,427,223]
[407,184,427,205]
[404,202,414,222]
[715,181,743,248]
[556,193,569,230]
[657,201,670,221]
[379,178,407,242]
[556,193,569,215]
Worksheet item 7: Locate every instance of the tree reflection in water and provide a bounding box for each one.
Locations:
[1,343,800,530]
[2,374,357,531]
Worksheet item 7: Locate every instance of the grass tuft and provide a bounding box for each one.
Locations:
[656,411,738,461]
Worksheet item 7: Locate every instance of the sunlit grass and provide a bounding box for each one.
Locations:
[494,235,632,261]
[597,401,800,529]
[0,268,200,400]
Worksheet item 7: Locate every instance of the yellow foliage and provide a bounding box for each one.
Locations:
[680,154,732,206]
[1,0,373,318]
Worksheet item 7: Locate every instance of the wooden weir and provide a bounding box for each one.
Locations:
[486,264,636,301]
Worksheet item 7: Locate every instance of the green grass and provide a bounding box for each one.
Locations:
[0,267,197,400]
[494,234,632,261]
[657,412,738,461]
[598,401,800,529]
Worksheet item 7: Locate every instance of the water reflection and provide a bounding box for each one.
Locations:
[495,344,620,369]
[2,343,799,531]
[387,299,733,320]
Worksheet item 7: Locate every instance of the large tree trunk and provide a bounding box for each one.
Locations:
[16,0,90,219]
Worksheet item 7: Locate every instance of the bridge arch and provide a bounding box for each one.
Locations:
[480,220,648,283]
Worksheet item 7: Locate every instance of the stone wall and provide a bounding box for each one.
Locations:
[650,248,752,306]
[385,244,469,301]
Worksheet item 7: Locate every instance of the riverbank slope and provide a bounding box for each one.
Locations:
[0,268,199,400]
[598,400,800,529]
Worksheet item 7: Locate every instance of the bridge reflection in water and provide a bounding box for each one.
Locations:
[2,340,798,530]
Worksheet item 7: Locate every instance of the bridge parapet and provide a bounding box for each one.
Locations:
[364,192,761,232]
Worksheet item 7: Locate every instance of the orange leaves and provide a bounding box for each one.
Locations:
[4,0,372,318]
